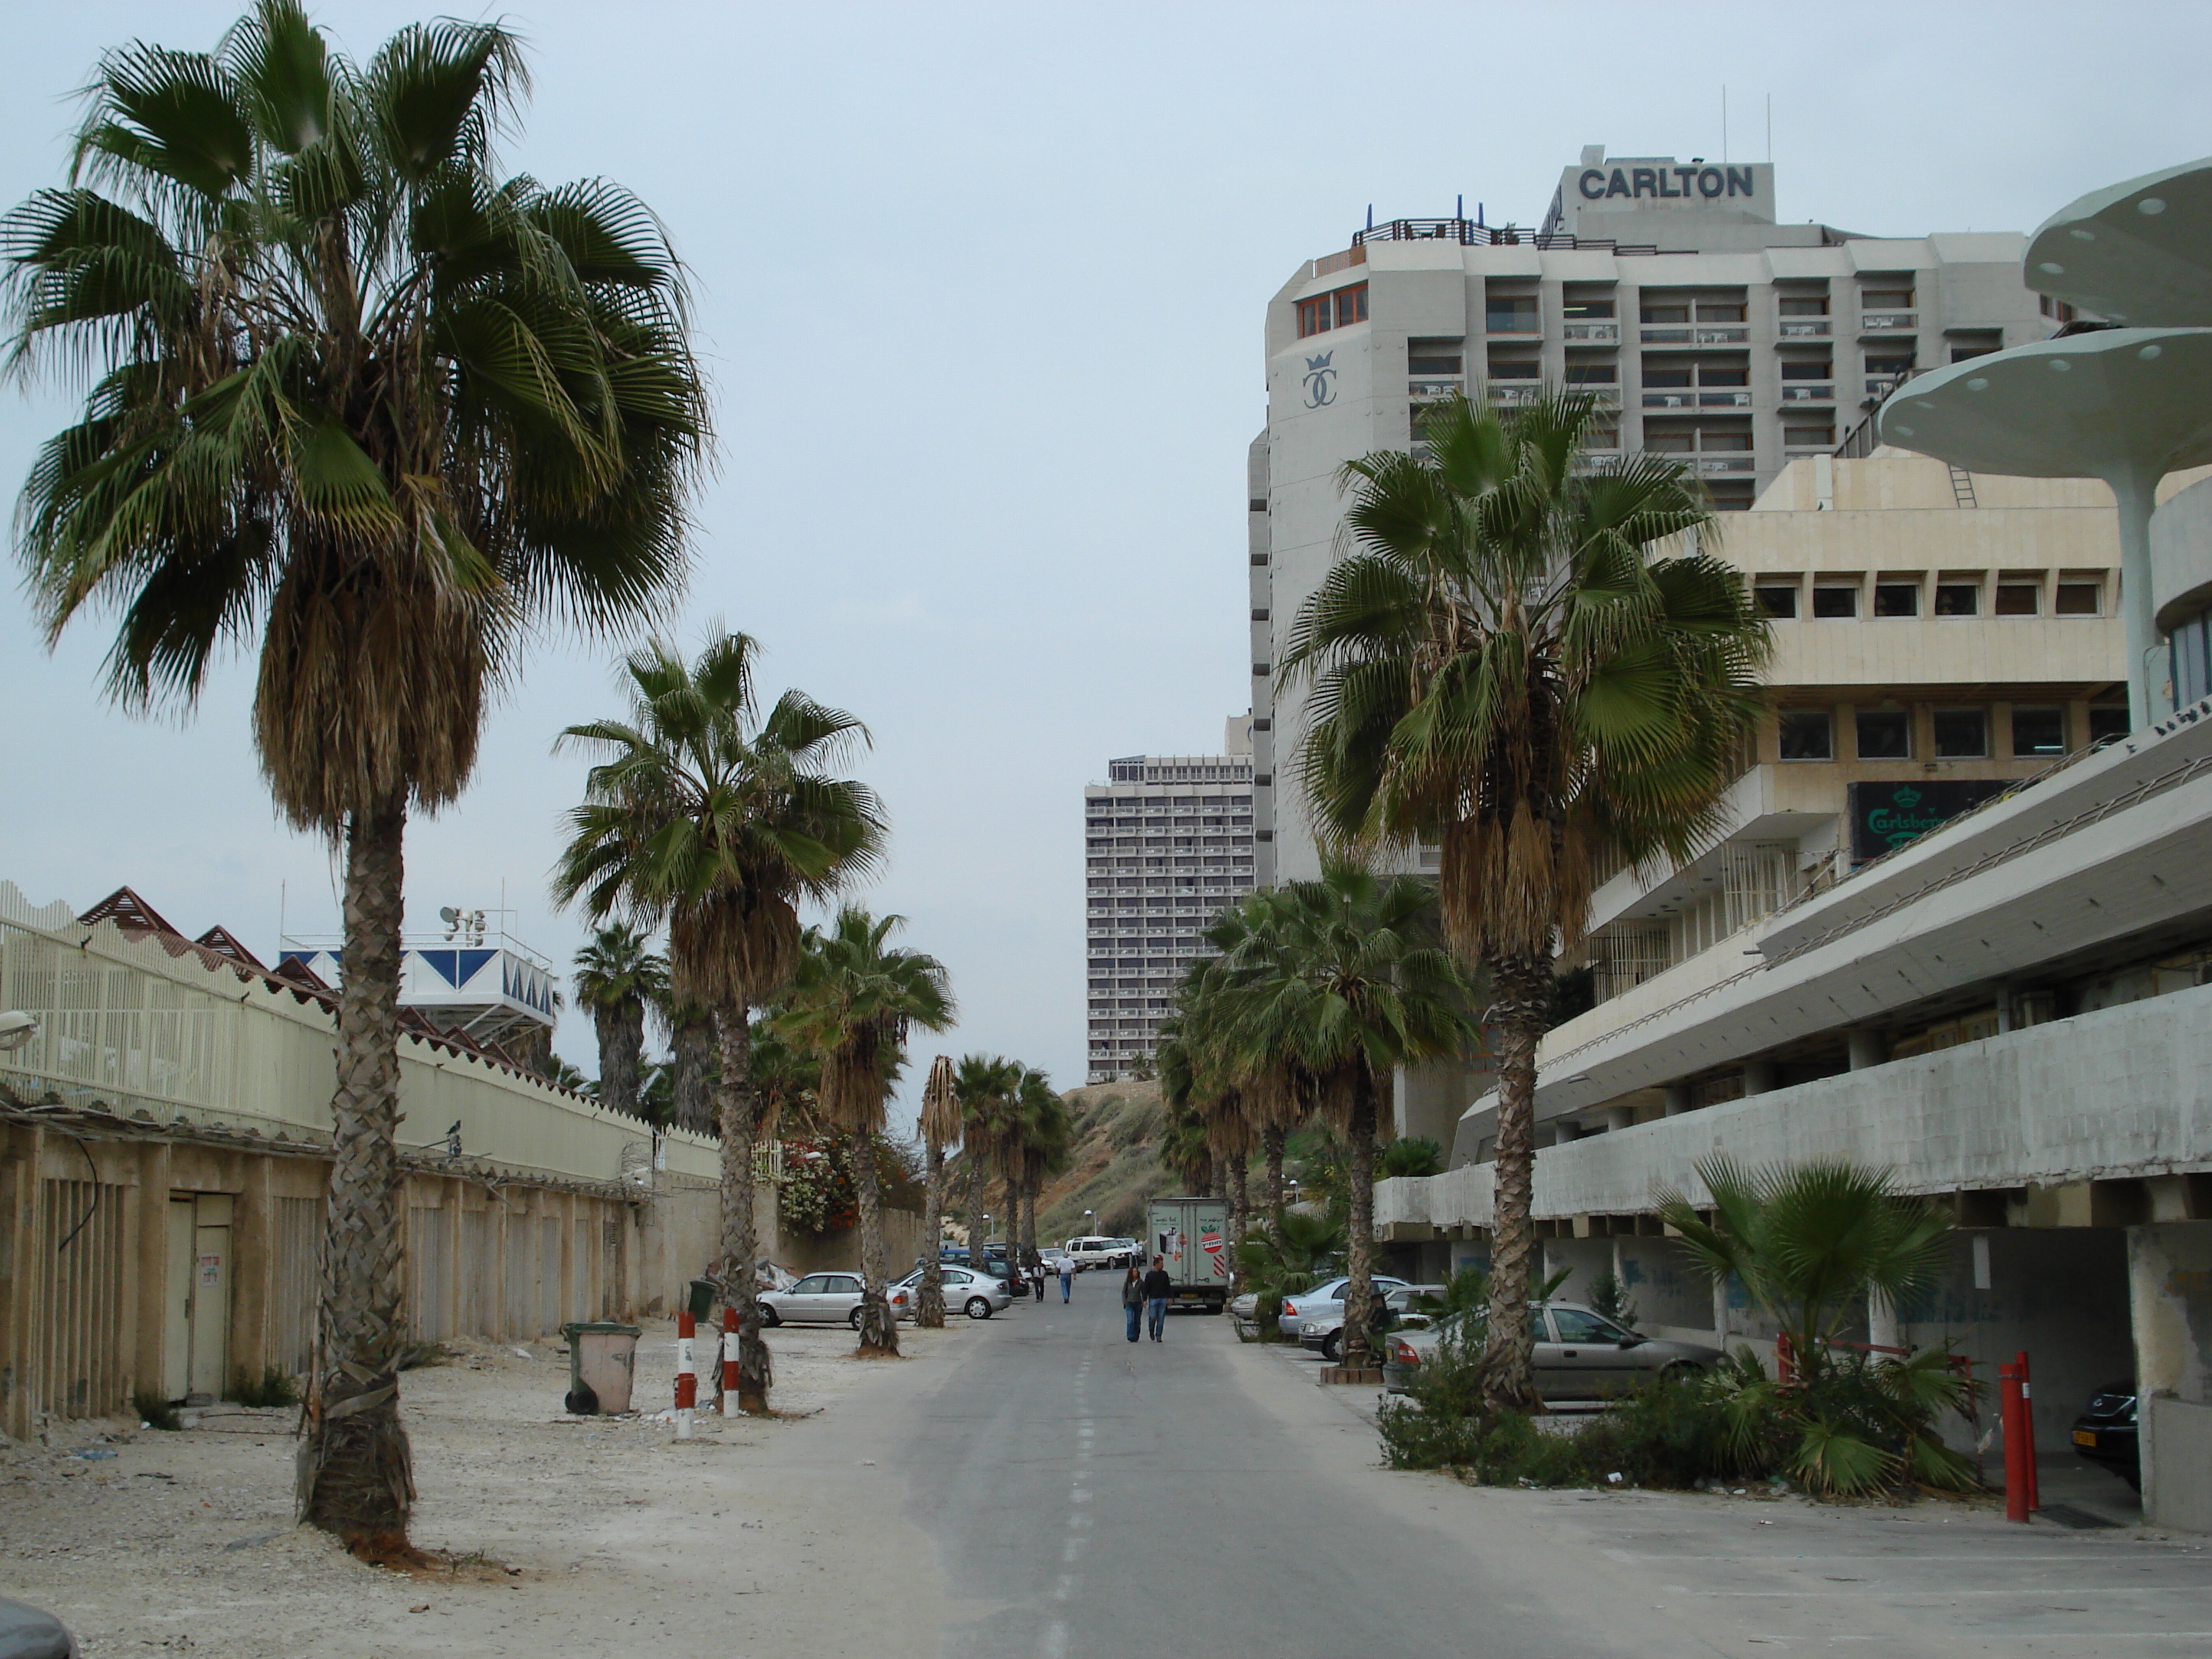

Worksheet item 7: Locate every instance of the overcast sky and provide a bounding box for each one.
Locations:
[3,1,2207,1123]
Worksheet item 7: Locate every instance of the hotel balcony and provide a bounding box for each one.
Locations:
[1642,390,1754,409]
[1861,310,1918,333]
[1779,318,1833,338]
[1779,383,1837,404]
[1563,320,1621,343]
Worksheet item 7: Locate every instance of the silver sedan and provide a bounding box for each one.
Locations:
[891,1264,1012,1320]
[757,1272,919,1328]
[1383,1301,1722,1401]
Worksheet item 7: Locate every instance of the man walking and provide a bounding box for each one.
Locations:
[1142,1255,1173,1342]
[1058,1254,1074,1303]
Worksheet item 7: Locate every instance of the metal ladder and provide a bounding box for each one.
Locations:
[1948,464,1979,508]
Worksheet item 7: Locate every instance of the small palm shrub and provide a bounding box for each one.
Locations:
[230,1367,301,1409]
[1379,1137,1444,1179]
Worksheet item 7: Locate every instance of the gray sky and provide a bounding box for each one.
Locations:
[3,1,2207,1121]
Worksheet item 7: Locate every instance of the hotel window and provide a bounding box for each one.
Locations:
[1779,295,1830,317]
[1949,330,2002,363]
[2088,705,2128,744]
[1934,579,1981,616]
[2041,295,2080,323]
[2055,577,2103,615]
[1863,286,1916,310]
[1753,579,1799,619]
[1486,294,1539,333]
[1873,579,1920,617]
[2011,706,2066,757]
[1696,300,1746,323]
[1642,358,1693,388]
[1933,708,1989,758]
[1408,343,1463,374]
[1487,355,1539,379]
[1297,282,1367,338]
[1995,577,2040,616]
[1812,581,1859,619]
[1584,425,1621,450]
[1778,710,1833,760]
[1563,295,1615,319]
[1866,352,1916,379]
[1565,361,1616,385]
[1640,300,1691,324]
[1784,423,1835,448]
[1856,710,1912,759]
[1780,358,1833,379]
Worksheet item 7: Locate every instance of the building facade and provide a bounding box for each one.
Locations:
[1084,721,1256,1083]
[1250,145,2060,886]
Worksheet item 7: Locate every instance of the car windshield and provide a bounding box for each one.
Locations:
[1550,1308,1629,1343]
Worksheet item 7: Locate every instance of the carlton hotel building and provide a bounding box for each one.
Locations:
[1247,145,2064,887]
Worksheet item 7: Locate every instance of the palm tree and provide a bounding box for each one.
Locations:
[773,908,954,1354]
[1014,1069,1072,1272]
[1192,895,1312,1246]
[953,1053,1022,1268]
[572,924,667,1119]
[1281,389,1768,1408]
[3,4,708,1552]
[660,994,719,1136]
[1208,869,1475,1368]
[553,633,885,1411]
[914,1054,958,1327]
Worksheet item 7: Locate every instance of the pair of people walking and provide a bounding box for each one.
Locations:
[1122,1256,1173,1342]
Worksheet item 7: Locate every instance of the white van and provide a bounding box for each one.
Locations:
[1061,1236,1139,1271]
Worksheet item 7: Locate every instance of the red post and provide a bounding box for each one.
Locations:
[1999,1358,2030,1521]
[721,1303,740,1415]
[2016,1350,2040,1513]
[675,1309,697,1439]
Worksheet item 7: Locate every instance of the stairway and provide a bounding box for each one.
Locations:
[1948,464,1979,508]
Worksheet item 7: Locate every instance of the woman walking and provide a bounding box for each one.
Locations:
[1120,1264,1146,1342]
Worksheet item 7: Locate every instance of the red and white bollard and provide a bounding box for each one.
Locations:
[1999,1349,2039,1521]
[721,1303,740,1415]
[674,1309,697,1440]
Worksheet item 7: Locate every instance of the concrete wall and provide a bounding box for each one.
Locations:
[775,1208,927,1279]
[2130,1220,2212,1527]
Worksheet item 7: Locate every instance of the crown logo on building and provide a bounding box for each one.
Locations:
[1305,351,1334,373]
[1892,786,1922,808]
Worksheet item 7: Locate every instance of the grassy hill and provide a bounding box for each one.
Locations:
[1033,1082,1169,1244]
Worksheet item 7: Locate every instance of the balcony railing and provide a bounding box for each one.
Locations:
[1694,455,1756,474]
[1861,310,1917,332]
[1641,325,1693,343]
[1486,318,1542,336]
[1641,390,1753,408]
[1563,320,1620,342]
[1865,375,1910,397]
[1487,383,1543,405]
[1779,318,1833,338]
[1408,377,1464,399]
[1781,382,1836,403]
[1640,325,1750,345]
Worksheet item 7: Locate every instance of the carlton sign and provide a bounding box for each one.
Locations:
[1579,163,1759,203]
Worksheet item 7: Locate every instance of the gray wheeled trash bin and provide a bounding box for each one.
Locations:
[560,1321,642,1415]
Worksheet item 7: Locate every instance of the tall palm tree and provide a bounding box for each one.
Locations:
[659,993,719,1136]
[915,1054,959,1326]
[774,908,954,1354]
[1208,868,1476,1367]
[552,632,885,1411]
[572,923,666,1119]
[953,1053,1022,1268]
[1192,894,1311,1245]
[1014,1069,1072,1272]
[3,4,707,1552]
[1281,389,1768,1407]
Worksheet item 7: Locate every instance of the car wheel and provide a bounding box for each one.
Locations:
[1320,1331,1341,1362]
[758,1305,781,1328]
[966,1298,991,1320]
[1660,1362,1699,1381]
[848,1305,866,1330]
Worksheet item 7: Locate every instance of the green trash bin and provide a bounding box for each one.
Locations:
[685,1277,718,1323]
[559,1321,642,1415]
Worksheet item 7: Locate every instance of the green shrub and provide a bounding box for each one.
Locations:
[1379,1137,1444,1179]
[230,1366,301,1409]
[133,1390,181,1431]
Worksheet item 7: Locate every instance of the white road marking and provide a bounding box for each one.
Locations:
[1040,1619,1069,1659]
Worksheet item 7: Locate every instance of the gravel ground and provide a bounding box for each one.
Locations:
[0,1316,972,1657]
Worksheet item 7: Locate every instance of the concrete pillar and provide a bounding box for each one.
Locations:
[2127,1222,2212,1533]
[1742,1059,1776,1096]
[1847,1028,1887,1071]
[229,1155,274,1380]
[133,1141,171,1410]
[1547,1121,1580,1147]
[1867,1287,1901,1355]
[1662,1084,1691,1117]
[0,1127,41,1440]
[1603,1105,1636,1134]
[1712,1273,1731,1347]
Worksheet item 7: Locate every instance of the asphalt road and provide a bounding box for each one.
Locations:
[895,1286,1665,1659]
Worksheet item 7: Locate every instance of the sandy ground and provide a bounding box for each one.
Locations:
[0,1317,969,1658]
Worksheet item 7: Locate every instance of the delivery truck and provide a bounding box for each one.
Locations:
[1144,1195,1231,1313]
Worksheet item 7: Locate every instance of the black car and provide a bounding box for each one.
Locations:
[0,1596,78,1658]
[2072,1378,2139,1490]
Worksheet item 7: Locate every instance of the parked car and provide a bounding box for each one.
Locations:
[0,1596,77,1659]
[1061,1236,1141,1271]
[1297,1284,1446,1361]
[891,1264,1013,1319]
[1277,1275,1412,1343]
[1383,1302,1722,1401]
[2072,1378,2140,1489]
[757,1272,916,1328]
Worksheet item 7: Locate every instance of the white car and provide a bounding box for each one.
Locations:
[757,1272,917,1328]
[1277,1274,1411,1342]
[891,1264,1012,1320]
[1061,1236,1139,1271]
[1295,1284,1445,1361]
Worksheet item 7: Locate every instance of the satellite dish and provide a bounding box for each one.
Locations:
[439,906,460,925]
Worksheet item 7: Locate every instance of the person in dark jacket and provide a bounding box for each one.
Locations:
[1142,1256,1173,1341]
[1120,1264,1146,1341]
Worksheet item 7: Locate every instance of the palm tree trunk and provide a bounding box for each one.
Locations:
[1019,1171,1039,1269]
[1341,1065,1380,1370]
[852,1133,899,1354]
[1262,1122,1287,1248]
[1003,1171,1020,1281]
[299,796,417,1559]
[916,1133,946,1326]
[1226,1151,1249,1292]
[595,999,642,1117]
[714,1002,773,1413]
[670,1010,715,1135]
[966,1150,983,1267]
[1480,954,1550,1413]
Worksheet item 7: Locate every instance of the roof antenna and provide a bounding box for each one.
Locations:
[1477,202,1485,227]
[1456,192,1464,222]
[1365,202,1373,230]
